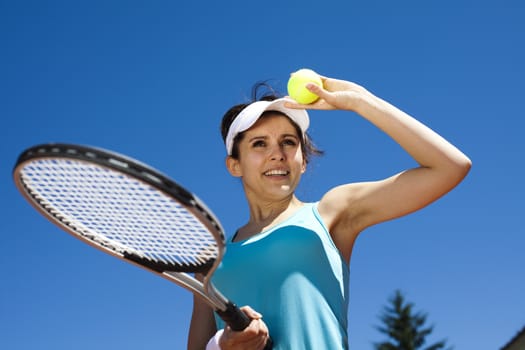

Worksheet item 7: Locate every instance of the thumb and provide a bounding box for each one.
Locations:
[306,82,330,101]
[302,82,338,110]
[240,306,263,319]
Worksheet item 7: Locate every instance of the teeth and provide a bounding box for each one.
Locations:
[265,169,289,176]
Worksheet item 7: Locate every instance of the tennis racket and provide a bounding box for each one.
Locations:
[13,143,272,348]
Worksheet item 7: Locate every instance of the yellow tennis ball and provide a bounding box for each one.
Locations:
[287,68,322,104]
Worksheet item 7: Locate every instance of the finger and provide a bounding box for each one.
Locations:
[244,323,268,350]
[284,95,335,111]
[283,82,335,109]
[239,305,263,319]
[220,328,253,348]
[305,82,330,100]
[222,318,266,342]
[220,325,267,350]
[240,336,267,350]
[254,336,270,350]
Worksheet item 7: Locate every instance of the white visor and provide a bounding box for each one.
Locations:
[225,97,310,155]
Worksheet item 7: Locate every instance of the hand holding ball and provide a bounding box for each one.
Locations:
[287,69,322,104]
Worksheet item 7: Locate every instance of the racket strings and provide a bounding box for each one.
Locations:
[20,158,218,269]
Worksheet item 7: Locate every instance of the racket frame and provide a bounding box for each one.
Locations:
[13,143,232,313]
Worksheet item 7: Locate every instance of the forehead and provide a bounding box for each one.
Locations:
[245,112,300,135]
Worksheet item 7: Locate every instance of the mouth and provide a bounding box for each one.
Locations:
[263,169,290,177]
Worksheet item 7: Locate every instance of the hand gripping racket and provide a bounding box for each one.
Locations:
[13,143,272,349]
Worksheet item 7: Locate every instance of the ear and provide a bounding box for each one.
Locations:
[301,157,307,174]
[226,156,242,177]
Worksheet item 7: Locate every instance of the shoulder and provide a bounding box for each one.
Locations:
[317,183,366,226]
[316,183,371,259]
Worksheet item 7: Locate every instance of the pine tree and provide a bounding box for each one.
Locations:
[374,290,452,350]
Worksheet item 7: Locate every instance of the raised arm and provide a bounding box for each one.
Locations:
[287,77,471,261]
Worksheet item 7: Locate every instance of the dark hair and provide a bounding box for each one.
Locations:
[220,82,323,163]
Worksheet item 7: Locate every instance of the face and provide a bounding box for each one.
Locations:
[226,113,306,201]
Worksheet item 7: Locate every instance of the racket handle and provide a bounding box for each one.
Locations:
[216,302,251,331]
[216,302,274,349]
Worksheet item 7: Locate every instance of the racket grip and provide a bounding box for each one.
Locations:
[216,302,274,349]
[216,302,251,331]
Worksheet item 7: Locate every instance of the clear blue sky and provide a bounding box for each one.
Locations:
[1,1,523,349]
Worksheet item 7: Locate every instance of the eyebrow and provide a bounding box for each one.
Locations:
[248,134,299,143]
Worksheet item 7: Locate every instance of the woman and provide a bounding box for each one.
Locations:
[188,74,471,349]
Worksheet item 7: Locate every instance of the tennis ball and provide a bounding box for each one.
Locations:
[287,69,322,104]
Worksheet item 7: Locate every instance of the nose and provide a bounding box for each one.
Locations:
[269,144,285,161]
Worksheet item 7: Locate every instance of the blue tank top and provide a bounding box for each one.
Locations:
[212,203,349,349]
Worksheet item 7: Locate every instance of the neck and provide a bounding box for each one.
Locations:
[236,195,304,241]
[249,195,302,221]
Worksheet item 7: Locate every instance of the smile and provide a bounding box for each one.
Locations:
[264,169,290,176]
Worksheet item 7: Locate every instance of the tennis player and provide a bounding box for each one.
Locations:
[188,74,471,349]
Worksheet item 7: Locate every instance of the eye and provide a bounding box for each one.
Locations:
[282,138,298,147]
[252,140,266,148]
